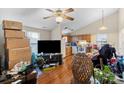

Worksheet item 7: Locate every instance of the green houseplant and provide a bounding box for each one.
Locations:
[94,65,116,84]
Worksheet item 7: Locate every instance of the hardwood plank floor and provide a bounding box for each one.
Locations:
[37,56,73,84]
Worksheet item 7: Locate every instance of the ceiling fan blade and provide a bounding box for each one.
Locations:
[46,9,54,12]
[43,15,54,19]
[64,15,74,21]
[63,8,74,13]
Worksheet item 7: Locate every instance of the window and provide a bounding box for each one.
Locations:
[96,34,107,47]
[25,31,40,54]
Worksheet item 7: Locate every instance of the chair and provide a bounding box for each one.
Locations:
[72,53,93,84]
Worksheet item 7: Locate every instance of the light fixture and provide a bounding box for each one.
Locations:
[99,25,107,30]
[62,29,71,34]
[55,16,63,23]
[99,9,107,31]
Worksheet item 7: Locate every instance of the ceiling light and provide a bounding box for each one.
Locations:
[99,25,107,30]
[62,29,71,34]
[99,9,107,31]
[55,16,63,23]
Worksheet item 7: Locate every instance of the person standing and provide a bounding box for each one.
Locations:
[99,44,112,65]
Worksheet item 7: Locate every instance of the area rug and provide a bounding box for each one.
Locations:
[43,66,56,72]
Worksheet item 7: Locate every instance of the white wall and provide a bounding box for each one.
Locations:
[51,24,61,40]
[0,25,4,54]
[0,25,5,66]
[51,24,65,58]
[118,8,124,55]
[71,12,119,50]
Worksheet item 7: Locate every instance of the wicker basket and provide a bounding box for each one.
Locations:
[72,53,93,84]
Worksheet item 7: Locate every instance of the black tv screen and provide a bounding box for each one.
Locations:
[38,40,61,53]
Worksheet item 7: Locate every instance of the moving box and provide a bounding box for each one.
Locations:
[5,38,30,49]
[3,20,31,70]
[3,20,22,30]
[7,47,31,70]
[4,30,25,38]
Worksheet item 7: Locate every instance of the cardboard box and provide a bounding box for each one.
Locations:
[5,38,30,49]
[7,47,31,69]
[3,20,22,30]
[4,30,25,38]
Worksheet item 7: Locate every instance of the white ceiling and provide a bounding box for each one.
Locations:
[0,8,118,31]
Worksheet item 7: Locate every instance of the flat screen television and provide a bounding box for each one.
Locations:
[38,40,61,53]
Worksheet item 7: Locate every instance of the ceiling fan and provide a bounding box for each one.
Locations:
[43,8,74,23]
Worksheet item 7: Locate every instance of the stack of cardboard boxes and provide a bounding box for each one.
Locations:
[3,20,31,70]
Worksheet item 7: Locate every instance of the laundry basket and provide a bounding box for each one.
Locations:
[72,53,93,84]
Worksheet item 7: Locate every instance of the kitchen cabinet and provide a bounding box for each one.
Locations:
[72,34,91,42]
[65,46,72,57]
[63,35,72,42]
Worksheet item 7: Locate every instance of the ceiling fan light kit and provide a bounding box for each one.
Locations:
[43,8,74,23]
[55,16,63,23]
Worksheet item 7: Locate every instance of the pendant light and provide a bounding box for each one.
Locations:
[99,9,107,31]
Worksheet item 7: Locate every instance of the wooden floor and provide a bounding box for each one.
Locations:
[37,56,73,84]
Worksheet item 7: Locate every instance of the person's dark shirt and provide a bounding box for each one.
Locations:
[99,44,113,59]
[110,47,117,58]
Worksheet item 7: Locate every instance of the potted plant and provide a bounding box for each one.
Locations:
[94,65,116,84]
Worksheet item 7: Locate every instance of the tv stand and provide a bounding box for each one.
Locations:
[38,53,63,67]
